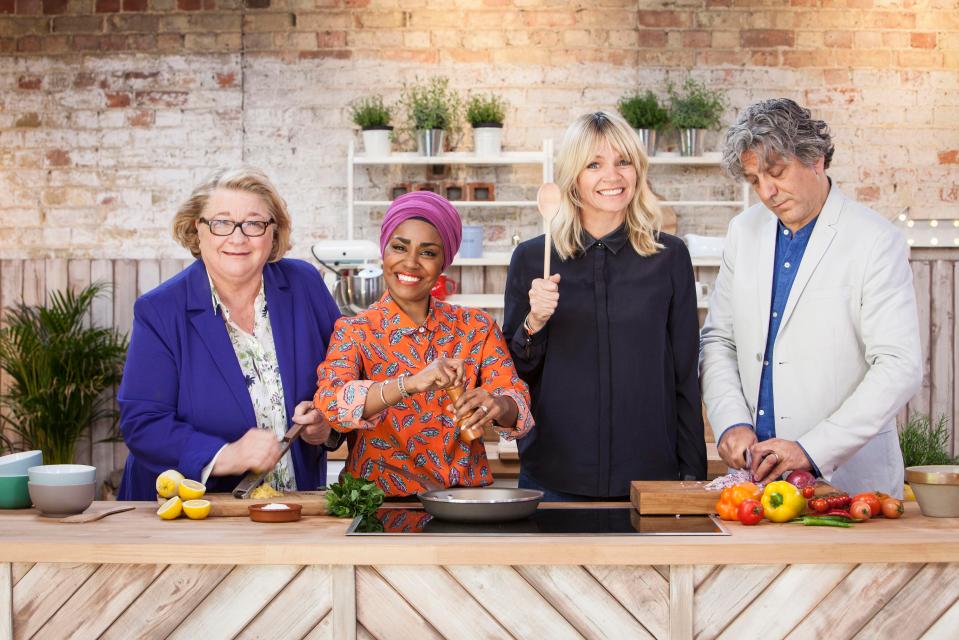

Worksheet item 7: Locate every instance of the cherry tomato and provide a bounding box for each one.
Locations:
[810,498,828,513]
[852,493,882,517]
[850,500,872,520]
[881,498,904,519]
[801,486,815,499]
[738,499,764,526]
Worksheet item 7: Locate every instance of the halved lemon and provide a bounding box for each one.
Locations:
[182,499,211,520]
[178,479,206,501]
[155,469,184,498]
[157,496,182,520]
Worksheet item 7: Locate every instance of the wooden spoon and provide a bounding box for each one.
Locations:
[59,505,135,523]
[536,182,562,278]
[447,385,484,443]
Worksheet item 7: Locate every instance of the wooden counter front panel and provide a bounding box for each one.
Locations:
[6,561,958,640]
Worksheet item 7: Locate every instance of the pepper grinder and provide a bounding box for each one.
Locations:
[447,385,485,442]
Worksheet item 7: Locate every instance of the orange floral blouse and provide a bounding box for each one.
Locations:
[314,294,533,497]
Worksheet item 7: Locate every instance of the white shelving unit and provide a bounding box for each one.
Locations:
[346,140,554,241]
[345,142,738,311]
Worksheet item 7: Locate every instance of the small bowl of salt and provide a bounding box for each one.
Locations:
[248,502,302,523]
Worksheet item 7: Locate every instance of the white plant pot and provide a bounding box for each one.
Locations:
[473,125,503,156]
[361,128,392,157]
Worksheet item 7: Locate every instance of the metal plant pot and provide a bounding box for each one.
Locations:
[416,129,446,157]
[634,128,657,157]
[473,124,503,156]
[679,128,705,157]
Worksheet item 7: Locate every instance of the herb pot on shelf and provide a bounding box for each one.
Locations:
[633,128,656,157]
[679,128,706,157]
[416,129,446,157]
[361,126,392,157]
[472,123,503,156]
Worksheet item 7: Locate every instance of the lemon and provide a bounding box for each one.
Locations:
[156,469,184,499]
[178,479,206,501]
[182,499,212,520]
[157,496,183,520]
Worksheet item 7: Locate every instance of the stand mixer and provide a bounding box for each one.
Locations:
[311,240,385,316]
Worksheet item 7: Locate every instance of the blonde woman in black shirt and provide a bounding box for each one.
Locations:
[504,111,706,500]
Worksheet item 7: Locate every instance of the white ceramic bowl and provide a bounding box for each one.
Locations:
[0,450,43,476]
[27,464,96,486]
[905,465,959,518]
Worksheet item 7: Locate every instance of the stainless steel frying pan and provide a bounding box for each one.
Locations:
[375,459,543,523]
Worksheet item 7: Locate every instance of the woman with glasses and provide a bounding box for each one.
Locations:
[117,167,342,500]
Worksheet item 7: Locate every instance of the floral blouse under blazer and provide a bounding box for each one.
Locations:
[314,294,534,497]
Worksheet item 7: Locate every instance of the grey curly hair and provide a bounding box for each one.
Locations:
[721,98,834,180]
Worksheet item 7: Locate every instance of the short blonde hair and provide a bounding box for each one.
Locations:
[552,111,663,260]
[172,167,292,261]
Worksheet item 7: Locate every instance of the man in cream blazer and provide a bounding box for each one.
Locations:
[700,99,921,497]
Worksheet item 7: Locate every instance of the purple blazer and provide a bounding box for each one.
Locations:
[117,258,341,500]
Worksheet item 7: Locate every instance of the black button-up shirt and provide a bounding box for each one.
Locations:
[503,225,706,496]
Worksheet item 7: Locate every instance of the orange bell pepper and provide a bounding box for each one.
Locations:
[714,482,763,521]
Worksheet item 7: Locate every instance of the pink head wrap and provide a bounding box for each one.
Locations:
[379,191,463,270]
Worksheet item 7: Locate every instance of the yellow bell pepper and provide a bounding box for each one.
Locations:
[761,480,806,522]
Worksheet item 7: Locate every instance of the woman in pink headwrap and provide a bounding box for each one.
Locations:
[314,192,534,497]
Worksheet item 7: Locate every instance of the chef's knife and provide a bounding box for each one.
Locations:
[232,422,305,499]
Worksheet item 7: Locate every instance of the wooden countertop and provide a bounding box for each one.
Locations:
[2,502,957,566]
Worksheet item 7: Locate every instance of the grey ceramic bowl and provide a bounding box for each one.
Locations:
[28,482,95,517]
[0,474,31,509]
[0,450,42,476]
[28,464,96,486]
[906,465,959,518]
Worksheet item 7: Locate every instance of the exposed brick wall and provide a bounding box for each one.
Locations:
[1,0,957,259]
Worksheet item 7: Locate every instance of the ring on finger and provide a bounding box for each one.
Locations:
[478,404,490,414]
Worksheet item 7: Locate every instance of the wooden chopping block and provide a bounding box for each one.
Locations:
[205,491,329,517]
[631,481,719,515]
[631,480,837,515]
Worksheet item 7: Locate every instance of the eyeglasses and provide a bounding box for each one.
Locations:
[198,218,276,237]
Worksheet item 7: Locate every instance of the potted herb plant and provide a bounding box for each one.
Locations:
[899,414,958,503]
[667,78,727,157]
[0,284,127,465]
[399,76,462,156]
[350,95,393,157]
[617,90,669,157]
[466,92,508,157]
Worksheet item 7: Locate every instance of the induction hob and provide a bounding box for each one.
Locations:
[345,507,729,536]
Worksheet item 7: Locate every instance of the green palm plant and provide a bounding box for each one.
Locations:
[0,283,128,464]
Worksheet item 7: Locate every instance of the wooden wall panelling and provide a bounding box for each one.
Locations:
[444,565,581,639]
[100,564,233,640]
[236,565,332,640]
[0,261,23,452]
[12,563,99,639]
[331,564,357,640]
[910,261,932,420]
[373,565,512,639]
[1,563,10,640]
[20,260,43,308]
[694,564,786,640]
[669,564,694,640]
[930,261,955,453]
[166,565,301,640]
[90,260,116,491]
[852,563,959,639]
[32,563,165,639]
[68,260,93,467]
[355,567,442,640]
[584,565,669,639]
[111,260,138,471]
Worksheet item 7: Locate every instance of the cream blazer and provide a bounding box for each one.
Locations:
[700,186,922,496]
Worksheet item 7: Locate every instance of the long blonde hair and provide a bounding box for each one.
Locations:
[552,111,663,260]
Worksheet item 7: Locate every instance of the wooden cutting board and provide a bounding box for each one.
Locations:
[205,491,329,517]
[630,481,837,515]
[631,481,720,515]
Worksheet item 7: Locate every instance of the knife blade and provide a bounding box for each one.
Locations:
[232,422,306,499]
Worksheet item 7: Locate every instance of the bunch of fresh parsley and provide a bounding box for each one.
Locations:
[325,473,385,518]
